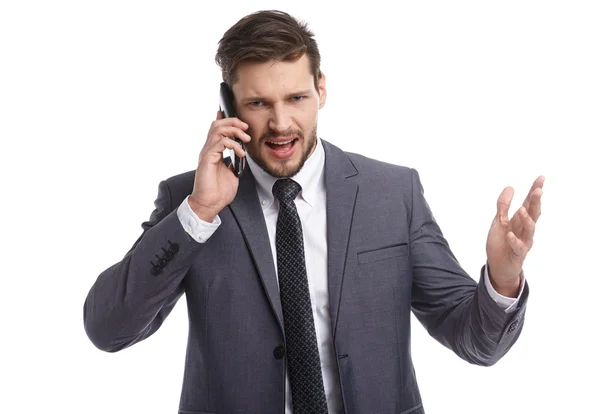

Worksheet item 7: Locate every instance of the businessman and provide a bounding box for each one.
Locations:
[84,10,544,414]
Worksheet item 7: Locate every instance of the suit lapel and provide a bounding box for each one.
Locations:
[227,140,358,337]
[322,140,358,337]
[228,167,284,332]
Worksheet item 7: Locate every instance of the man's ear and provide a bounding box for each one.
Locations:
[318,72,327,109]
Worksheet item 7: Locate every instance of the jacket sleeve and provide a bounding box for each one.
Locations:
[408,168,528,366]
[83,179,206,352]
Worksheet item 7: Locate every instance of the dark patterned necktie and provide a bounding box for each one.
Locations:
[272,178,328,414]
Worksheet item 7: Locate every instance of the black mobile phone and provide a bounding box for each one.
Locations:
[219,82,246,177]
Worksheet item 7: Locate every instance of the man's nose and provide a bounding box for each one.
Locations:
[268,103,292,134]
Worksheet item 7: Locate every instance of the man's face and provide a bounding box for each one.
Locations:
[231,54,326,178]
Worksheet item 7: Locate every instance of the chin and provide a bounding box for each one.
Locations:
[263,159,304,178]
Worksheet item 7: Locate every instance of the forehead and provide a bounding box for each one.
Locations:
[232,55,314,98]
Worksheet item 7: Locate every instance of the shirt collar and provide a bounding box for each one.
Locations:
[246,137,325,209]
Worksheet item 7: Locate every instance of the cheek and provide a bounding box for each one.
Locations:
[240,113,265,139]
[298,112,317,133]
[246,125,263,147]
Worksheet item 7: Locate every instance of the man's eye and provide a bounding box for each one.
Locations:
[291,96,305,102]
[249,101,264,107]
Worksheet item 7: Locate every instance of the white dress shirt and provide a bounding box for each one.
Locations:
[177,138,524,412]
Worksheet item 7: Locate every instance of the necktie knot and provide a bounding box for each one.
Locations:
[272,179,301,203]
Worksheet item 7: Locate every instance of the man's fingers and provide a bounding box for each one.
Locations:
[217,116,248,131]
[205,125,251,151]
[216,125,251,143]
[219,136,247,159]
[518,206,536,248]
[506,231,528,259]
[230,141,247,159]
[523,175,545,209]
[528,188,543,222]
[200,135,246,165]
[205,111,227,143]
[206,135,246,158]
[509,206,525,237]
[497,186,515,227]
[208,117,249,138]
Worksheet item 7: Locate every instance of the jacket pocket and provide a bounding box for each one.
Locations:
[357,243,409,264]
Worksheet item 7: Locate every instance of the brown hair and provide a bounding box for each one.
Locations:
[215,10,322,90]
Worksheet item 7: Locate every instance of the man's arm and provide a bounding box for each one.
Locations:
[83,111,251,353]
[408,168,528,366]
[83,180,207,352]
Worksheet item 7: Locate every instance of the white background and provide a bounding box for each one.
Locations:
[1,1,598,413]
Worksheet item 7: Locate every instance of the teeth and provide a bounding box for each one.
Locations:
[268,139,294,145]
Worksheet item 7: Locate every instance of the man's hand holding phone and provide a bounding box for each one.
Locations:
[188,110,250,223]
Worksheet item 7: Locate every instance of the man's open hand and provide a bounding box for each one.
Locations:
[486,176,545,297]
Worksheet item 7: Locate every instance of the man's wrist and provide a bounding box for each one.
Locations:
[187,197,218,223]
[489,270,521,298]
[487,261,522,298]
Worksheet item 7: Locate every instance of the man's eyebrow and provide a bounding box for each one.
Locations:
[241,90,313,103]
[285,90,312,98]
[240,95,265,103]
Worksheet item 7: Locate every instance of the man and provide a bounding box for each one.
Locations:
[83,10,544,414]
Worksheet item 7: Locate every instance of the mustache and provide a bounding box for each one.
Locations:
[260,128,304,141]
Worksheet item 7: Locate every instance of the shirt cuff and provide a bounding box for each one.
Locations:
[483,264,525,313]
[176,195,221,243]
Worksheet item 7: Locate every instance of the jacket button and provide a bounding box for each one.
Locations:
[168,242,179,254]
[273,345,285,360]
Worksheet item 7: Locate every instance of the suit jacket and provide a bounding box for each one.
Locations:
[83,139,528,414]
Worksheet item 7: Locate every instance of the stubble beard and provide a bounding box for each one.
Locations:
[251,122,318,178]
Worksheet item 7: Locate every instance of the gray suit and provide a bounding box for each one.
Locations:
[84,139,528,414]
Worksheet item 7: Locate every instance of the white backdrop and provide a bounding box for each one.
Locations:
[1,1,598,413]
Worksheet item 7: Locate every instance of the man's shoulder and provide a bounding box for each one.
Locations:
[323,139,415,182]
[160,169,196,209]
[346,151,412,174]
[164,169,196,187]
[347,153,416,199]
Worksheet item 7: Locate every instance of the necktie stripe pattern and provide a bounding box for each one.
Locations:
[272,178,328,414]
